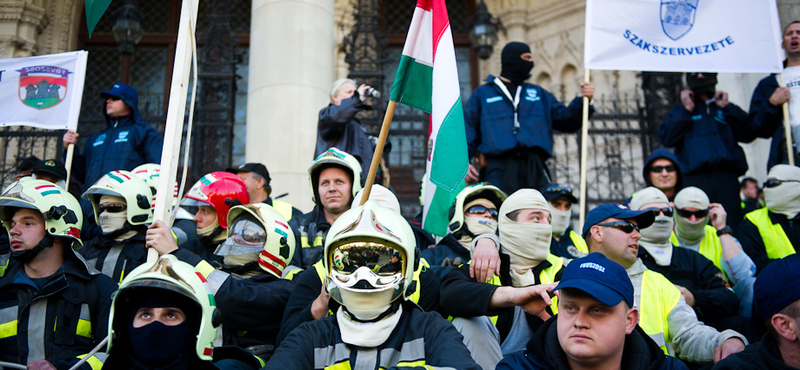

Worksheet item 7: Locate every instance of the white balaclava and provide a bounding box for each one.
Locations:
[630,187,673,266]
[459,198,499,249]
[498,189,552,287]
[674,186,710,245]
[549,200,572,238]
[765,165,800,218]
[98,194,138,241]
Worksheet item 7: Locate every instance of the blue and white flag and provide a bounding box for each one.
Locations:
[585,0,783,73]
[0,51,88,130]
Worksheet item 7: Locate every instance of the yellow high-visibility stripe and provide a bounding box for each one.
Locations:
[0,320,17,339]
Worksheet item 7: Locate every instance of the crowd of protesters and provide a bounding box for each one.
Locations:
[0,22,800,370]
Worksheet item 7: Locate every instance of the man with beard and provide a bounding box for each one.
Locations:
[630,188,740,330]
[464,42,594,193]
[738,164,800,274]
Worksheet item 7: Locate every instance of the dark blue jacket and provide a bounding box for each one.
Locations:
[420,234,470,281]
[748,74,791,170]
[465,75,588,158]
[497,316,688,370]
[75,83,163,190]
[658,99,754,176]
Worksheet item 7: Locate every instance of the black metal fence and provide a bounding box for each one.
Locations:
[0,126,64,189]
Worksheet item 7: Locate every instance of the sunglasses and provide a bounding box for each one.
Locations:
[465,205,498,219]
[763,178,800,188]
[597,220,639,234]
[107,96,122,101]
[676,208,709,219]
[649,165,676,173]
[98,203,127,213]
[644,207,673,217]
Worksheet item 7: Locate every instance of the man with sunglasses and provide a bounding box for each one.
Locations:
[62,83,163,238]
[672,187,757,319]
[440,189,565,370]
[738,164,800,275]
[641,148,684,202]
[584,203,747,365]
[630,188,743,334]
[543,184,588,259]
[658,72,757,231]
[421,183,506,280]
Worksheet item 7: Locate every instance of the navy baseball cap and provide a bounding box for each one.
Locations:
[543,184,578,204]
[754,253,800,321]
[582,203,655,236]
[554,252,634,308]
[226,163,271,184]
[100,82,139,106]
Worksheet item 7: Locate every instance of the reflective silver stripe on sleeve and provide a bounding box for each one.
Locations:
[79,304,91,321]
[313,342,351,369]
[353,348,377,370]
[102,246,124,281]
[205,270,230,295]
[0,306,18,324]
[26,300,48,364]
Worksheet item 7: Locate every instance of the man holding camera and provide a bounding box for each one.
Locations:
[316,79,378,177]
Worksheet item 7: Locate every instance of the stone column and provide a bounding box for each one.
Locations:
[247,0,334,212]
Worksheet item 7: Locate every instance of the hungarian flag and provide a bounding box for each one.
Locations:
[389,0,467,236]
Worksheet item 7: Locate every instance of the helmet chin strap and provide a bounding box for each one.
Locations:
[11,234,54,264]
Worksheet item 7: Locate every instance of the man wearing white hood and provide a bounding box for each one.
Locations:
[671,187,757,318]
[738,164,800,274]
[630,188,739,327]
[440,189,563,370]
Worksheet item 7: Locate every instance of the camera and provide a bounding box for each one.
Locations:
[365,87,381,99]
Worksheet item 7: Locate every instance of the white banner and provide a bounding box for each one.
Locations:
[784,66,800,127]
[0,51,88,131]
[585,0,783,73]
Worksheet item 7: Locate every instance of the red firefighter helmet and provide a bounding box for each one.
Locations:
[181,172,249,228]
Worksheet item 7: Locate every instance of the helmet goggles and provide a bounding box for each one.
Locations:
[215,214,266,256]
[329,241,406,291]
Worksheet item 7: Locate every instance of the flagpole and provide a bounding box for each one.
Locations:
[360,100,397,205]
[781,73,795,166]
[148,0,199,262]
[578,69,591,230]
[64,143,74,190]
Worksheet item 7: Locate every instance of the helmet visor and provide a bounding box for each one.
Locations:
[328,241,406,290]
[215,214,266,256]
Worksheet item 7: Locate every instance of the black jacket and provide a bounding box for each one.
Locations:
[0,253,116,369]
[288,206,330,270]
[439,253,563,343]
[497,316,689,370]
[736,209,800,275]
[747,74,794,170]
[713,334,797,370]
[315,96,373,177]
[276,259,442,345]
[78,229,148,283]
[639,246,738,323]
[420,234,471,281]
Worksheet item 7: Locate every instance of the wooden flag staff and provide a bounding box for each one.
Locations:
[578,69,592,230]
[359,101,397,206]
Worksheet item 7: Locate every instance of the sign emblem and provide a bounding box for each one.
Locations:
[660,0,698,41]
[17,65,71,109]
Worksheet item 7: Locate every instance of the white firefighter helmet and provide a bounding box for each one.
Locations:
[83,170,153,225]
[107,255,218,361]
[215,203,296,278]
[323,200,416,311]
[448,182,506,234]
[0,177,83,249]
[308,147,363,204]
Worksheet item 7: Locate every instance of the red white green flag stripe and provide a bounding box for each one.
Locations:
[389,0,467,236]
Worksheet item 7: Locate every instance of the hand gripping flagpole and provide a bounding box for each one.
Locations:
[360,101,397,205]
[578,69,591,230]
[781,73,795,166]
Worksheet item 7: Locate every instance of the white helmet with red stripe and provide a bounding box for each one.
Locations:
[215,203,295,278]
[83,170,153,225]
[132,163,180,209]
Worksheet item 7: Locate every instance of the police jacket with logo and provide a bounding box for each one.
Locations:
[267,301,480,370]
[439,252,564,343]
[658,99,755,176]
[737,208,800,274]
[78,229,148,283]
[638,246,738,323]
[464,75,588,158]
[496,316,689,370]
[0,254,116,370]
[171,248,293,349]
[275,258,442,345]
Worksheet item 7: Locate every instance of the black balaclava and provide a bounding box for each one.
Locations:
[500,42,534,85]
[686,72,717,99]
[11,234,53,264]
[123,290,200,368]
